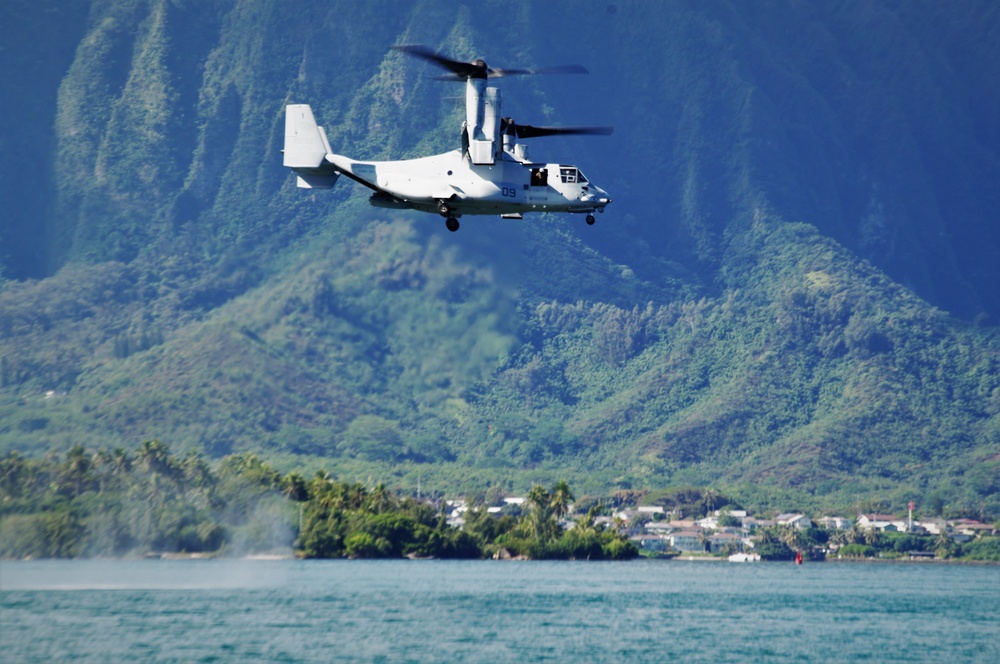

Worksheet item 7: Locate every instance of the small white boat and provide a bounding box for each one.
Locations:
[728,552,761,562]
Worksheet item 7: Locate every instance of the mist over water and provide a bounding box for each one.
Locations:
[1,559,291,591]
[2,559,998,662]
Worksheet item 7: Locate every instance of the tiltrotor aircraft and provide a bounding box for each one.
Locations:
[283,45,612,231]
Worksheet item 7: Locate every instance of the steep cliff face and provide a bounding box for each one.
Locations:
[1,0,998,508]
[0,0,89,278]
[6,0,998,318]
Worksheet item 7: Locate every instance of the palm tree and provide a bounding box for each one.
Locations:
[368,482,392,514]
[697,528,710,552]
[62,444,92,497]
[281,472,309,502]
[700,488,721,517]
[934,531,954,558]
[777,524,803,552]
[1,451,25,498]
[527,484,551,514]
[527,484,553,540]
[550,480,574,521]
[574,507,597,534]
[346,482,367,510]
[136,440,175,478]
[111,447,131,475]
[91,448,111,494]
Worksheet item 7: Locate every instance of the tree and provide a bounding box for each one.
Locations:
[550,480,574,521]
[754,527,795,560]
[367,482,392,514]
[0,451,25,498]
[934,531,955,558]
[110,448,132,486]
[135,440,177,479]
[281,472,308,502]
[61,444,92,497]
[91,449,111,494]
[700,488,722,516]
[526,484,553,540]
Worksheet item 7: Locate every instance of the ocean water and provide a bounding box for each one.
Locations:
[1,559,997,662]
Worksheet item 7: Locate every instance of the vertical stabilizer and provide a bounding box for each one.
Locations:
[284,104,327,168]
[283,104,339,188]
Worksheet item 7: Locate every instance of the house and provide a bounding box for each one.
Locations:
[890,519,913,532]
[594,516,614,529]
[949,519,995,536]
[632,535,670,552]
[643,521,674,535]
[637,506,665,516]
[742,518,775,532]
[858,514,899,532]
[715,509,747,527]
[695,516,719,531]
[816,516,852,530]
[715,509,748,519]
[670,530,706,552]
[707,532,741,554]
[916,518,947,535]
[775,513,814,530]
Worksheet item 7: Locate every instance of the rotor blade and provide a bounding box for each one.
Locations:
[393,45,484,79]
[489,64,589,77]
[512,124,614,139]
[395,45,588,80]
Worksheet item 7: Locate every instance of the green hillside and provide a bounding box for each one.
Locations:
[1,0,998,515]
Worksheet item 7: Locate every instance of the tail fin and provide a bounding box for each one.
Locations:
[283,104,338,189]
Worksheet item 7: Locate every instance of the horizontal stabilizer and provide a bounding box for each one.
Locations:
[296,173,339,189]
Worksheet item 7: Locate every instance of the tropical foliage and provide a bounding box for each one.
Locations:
[0,444,636,560]
[0,442,288,558]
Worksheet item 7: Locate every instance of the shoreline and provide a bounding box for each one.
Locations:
[3,553,997,565]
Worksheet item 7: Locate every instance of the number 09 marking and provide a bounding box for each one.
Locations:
[501,187,517,198]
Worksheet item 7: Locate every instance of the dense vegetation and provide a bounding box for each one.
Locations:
[1,1,998,516]
[0,442,290,558]
[831,530,1000,563]
[0,444,637,560]
[749,524,1000,563]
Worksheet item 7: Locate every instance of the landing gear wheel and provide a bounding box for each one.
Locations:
[438,202,452,216]
[446,217,460,232]
[586,214,596,225]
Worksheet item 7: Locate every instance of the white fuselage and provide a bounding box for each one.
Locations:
[326,149,610,218]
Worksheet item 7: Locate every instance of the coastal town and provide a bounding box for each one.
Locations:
[442,497,999,562]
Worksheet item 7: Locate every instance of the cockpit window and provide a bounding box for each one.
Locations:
[560,167,588,184]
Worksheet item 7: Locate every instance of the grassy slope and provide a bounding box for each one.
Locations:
[1,0,998,514]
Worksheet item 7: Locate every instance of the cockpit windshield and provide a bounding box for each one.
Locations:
[559,167,588,184]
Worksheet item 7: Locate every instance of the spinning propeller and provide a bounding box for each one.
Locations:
[393,45,588,80]
[501,118,614,139]
[395,46,613,140]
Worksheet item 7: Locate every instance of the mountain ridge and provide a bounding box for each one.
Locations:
[1,0,998,513]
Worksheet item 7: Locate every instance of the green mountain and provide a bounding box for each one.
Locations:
[1,0,998,514]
